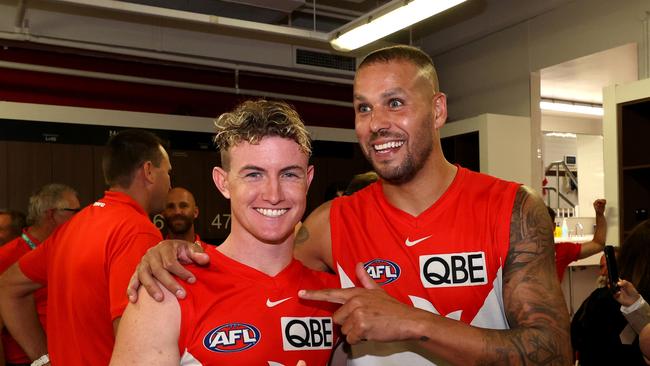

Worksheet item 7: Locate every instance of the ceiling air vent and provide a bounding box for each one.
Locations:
[294,47,356,75]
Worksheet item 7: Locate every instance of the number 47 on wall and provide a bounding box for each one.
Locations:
[212,214,231,230]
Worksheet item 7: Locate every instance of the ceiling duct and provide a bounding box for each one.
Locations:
[293,47,356,75]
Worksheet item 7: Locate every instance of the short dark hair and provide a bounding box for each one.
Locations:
[344,171,379,196]
[358,45,439,92]
[213,99,312,170]
[619,219,650,297]
[102,129,165,188]
[0,209,26,236]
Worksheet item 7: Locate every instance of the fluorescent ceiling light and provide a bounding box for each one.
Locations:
[330,0,467,52]
[544,132,577,138]
[539,99,603,116]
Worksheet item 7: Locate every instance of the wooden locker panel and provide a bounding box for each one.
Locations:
[6,141,53,213]
[0,141,8,209]
[51,144,95,207]
[201,150,229,244]
[168,149,212,240]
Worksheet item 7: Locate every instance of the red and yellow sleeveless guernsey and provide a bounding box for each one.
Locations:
[330,167,520,365]
[178,247,341,365]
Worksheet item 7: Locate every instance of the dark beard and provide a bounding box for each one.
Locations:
[365,134,433,185]
[165,215,193,235]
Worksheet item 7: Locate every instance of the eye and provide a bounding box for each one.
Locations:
[244,172,262,179]
[281,171,301,179]
[389,99,403,108]
[356,103,371,113]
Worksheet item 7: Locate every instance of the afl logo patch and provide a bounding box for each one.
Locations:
[203,323,260,353]
[364,259,401,285]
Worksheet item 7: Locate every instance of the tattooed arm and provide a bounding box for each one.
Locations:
[479,186,571,364]
[299,186,571,365]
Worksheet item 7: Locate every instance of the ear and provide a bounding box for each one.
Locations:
[432,92,448,130]
[306,165,315,190]
[213,166,230,199]
[193,206,199,220]
[142,161,155,184]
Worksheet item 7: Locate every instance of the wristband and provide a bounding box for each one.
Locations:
[621,296,645,314]
[31,353,49,366]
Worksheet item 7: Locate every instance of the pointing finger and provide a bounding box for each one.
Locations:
[298,288,356,304]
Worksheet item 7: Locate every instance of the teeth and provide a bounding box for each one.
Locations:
[374,141,404,151]
[256,208,287,217]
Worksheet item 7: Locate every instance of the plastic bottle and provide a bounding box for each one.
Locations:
[561,218,569,238]
[554,222,562,238]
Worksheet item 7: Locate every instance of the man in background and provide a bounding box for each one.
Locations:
[162,187,209,248]
[0,210,26,247]
[0,129,171,366]
[0,184,79,366]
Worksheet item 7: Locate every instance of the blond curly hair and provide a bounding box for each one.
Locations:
[214,99,312,169]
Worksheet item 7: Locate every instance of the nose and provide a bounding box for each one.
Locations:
[262,177,284,204]
[369,108,390,133]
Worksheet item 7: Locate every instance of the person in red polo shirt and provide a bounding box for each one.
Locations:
[0,184,79,366]
[0,129,171,366]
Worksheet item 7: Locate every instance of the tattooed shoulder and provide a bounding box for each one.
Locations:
[506,186,555,274]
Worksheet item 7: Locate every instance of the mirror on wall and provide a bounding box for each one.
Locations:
[541,131,604,217]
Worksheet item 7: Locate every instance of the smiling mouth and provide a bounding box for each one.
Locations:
[255,208,288,217]
[373,140,405,153]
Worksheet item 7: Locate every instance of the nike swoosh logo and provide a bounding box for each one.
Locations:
[405,235,432,247]
[266,297,292,308]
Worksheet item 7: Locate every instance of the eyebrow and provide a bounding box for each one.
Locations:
[239,165,306,173]
[280,165,306,173]
[354,87,406,102]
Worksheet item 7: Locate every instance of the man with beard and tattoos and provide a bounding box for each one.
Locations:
[129,45,571,365]
[162,187,209,249]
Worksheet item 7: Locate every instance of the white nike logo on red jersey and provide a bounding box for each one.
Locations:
[266,297,292,308]
[405,235,432,247]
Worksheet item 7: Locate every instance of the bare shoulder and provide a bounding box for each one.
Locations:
[293,200,334,272]
[112,282,181,364]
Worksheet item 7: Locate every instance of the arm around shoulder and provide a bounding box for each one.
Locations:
[293,200,334,272]
[110,283,181,366]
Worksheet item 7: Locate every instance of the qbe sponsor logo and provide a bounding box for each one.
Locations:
[363,259,401,285]
[419,252,487,288]
[281,317,333,351]
[203,323,260,352]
